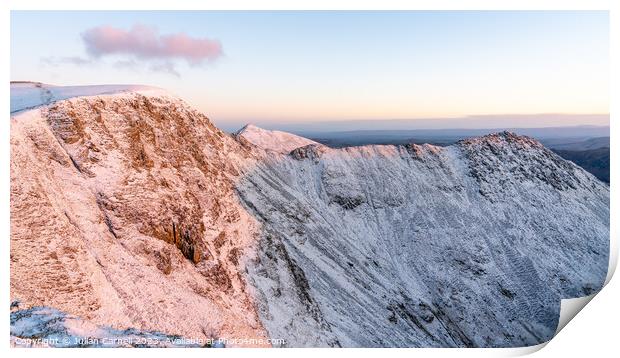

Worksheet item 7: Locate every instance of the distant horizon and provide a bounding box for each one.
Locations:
[9,81,610,136]
[215,113,610,133]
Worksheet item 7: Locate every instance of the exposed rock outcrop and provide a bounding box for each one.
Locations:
[11,87,268,346]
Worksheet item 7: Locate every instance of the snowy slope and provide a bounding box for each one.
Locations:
[11,306,205,347]
[10,82,161,114]
[237,132,609,347]
[10,85,610,348]
[236,124,320,154]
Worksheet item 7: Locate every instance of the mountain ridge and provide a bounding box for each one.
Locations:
[10,86,610,347]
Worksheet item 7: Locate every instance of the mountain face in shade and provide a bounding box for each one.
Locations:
[10,84,609,347]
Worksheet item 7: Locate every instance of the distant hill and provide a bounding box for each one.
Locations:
[552,148,610,183]
[544,137,609,151]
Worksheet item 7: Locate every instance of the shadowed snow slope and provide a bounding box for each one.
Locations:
[238,134,608,347]
[11,306,202,347]
[10,85,609,348]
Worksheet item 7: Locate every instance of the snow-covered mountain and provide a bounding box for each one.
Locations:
[11,84,269,346]
[10,84,609,347]
[236,123,321,154]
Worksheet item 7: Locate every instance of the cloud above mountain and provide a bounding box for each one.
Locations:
[40,24,222,77]
[82,24,222,65]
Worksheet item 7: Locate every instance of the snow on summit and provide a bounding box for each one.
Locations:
[10,82,163,114]
[236,124,321,154]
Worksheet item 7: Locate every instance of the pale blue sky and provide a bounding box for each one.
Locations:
[11,11,609,131]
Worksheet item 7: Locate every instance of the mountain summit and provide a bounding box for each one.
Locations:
[10,85,609,347]
[236,123,321,154]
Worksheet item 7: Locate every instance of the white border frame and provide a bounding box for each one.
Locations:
[2,1,617,357]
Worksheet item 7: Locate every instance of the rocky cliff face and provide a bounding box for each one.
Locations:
[11,88,269,346]
[10,85,609,347]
